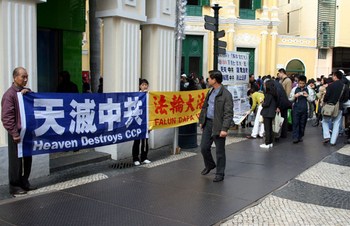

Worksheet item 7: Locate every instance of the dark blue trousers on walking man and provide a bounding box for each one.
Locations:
[292,109,308,143]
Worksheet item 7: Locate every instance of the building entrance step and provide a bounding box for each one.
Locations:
[50,150,111,173]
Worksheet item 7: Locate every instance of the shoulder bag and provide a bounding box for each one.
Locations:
[322,85,345,117]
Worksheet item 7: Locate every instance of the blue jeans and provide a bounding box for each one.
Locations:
[322,110,343,144]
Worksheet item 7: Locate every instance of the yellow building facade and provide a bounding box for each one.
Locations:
[185,0,350,80]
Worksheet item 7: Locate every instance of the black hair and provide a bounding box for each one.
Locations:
[208,70,223,84]
[278,68,286,74]
[334,70,343,80]
[264,80,278,98]
[298,75,307,82]
[139,78,149,86]
[247,88,255,96]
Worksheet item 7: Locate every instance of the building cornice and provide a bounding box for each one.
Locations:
[96,9,147,22]
[142,18,175,28]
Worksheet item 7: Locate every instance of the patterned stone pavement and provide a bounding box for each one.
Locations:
[220,146,350,226]
[2,127,350,225]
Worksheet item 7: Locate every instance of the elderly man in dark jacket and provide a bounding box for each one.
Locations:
[198,70,233,182]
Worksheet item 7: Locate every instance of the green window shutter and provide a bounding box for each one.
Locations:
[186,5,202,16]
[253,0,262,10]
[201,0,210,6]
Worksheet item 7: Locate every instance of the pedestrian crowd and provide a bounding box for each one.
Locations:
[246,68,350,149]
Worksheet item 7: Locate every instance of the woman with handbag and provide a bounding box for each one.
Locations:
[260,79,279,148]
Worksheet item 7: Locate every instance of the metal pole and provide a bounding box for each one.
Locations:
[212,4,221,71]
[173,0,187,154]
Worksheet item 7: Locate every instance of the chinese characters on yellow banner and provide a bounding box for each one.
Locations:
[149,89,209,129]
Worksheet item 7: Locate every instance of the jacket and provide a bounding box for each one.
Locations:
[1,84,25,138]
[250,91,264,112]
[324,80,349,110]
[261,93,278,118]
[199,85,234,135]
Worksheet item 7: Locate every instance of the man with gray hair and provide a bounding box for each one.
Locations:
[1,67,36,196]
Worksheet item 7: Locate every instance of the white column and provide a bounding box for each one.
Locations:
[0,0,38,145]
[96,17,142,160]
[142,26,175,91]
[0,0,48,186]
[103,17,140,92]
[260,31,268,76]
[141,25,175,148]
[96,0,146,160]
[270,31,278,75]
[140,0,176,149]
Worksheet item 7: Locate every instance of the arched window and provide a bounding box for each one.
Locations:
[286,59,305,76]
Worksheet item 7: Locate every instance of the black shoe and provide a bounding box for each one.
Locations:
[213,176,224,182]
[293,139,299,144]
[323,138,330,144]
[10,187,27,196]
[22,185,37,191]
[201,166,216,175]
[330,143,336,146]
[280,135,287,138]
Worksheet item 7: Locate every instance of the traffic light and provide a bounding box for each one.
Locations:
[204,4,226,70]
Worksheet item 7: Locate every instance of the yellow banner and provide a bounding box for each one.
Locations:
[149,89,209,129]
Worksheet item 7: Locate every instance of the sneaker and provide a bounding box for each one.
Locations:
[260,144,271,148]
[269,143,273,148]
[134,161,140,166]
[142,159,151,164]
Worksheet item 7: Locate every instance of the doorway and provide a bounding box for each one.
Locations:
[182,35,203,78]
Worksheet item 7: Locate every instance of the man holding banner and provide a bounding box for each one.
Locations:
[198,70,233,182]
[1,67,35,196]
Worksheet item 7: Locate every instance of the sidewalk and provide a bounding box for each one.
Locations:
[0,125,349,225]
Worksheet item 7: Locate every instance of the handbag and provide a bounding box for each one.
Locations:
[322,102,339,117]
[321,85,345,117]
[273,112,284,133]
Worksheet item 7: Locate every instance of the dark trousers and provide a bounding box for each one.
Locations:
[200,119,226,177]
[292,110,308,140]
[8,135,32,192]
[280,109,288,138]
[263,117,273,145]
[132,139,149,162]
